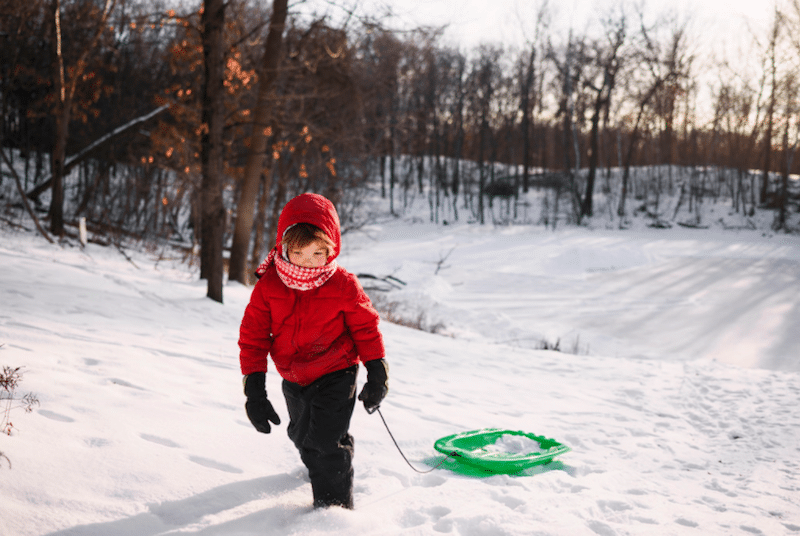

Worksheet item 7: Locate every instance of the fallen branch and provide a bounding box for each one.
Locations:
[25,104,170,201]
[434,246,456,275]
[356,274,407,292]
[114,243,139,269]
[0,149,55,244]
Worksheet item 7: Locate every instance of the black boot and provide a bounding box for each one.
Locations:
[310,433,354,509]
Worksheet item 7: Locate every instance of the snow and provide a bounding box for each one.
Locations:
[484,435,547,456]
[2,200,800,536]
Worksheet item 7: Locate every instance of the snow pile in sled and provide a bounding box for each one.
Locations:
[483,434,547,456]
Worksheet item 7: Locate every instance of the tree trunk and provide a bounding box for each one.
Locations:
[583,94,602,218]
[266,159,291,252]
[249,168,273,271]
[451,58,465,205]
[478,118,486,224]
[199,0,227,303]
[49,0,67,236]
[761,101,775,205]
[761,12,780,205]
[618,108,645,219]
[776,118,793,230]
[47,0,114,236]
[521,48,534,193]
[228,0,288,285]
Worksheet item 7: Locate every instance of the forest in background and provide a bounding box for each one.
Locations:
[1,0,800,302]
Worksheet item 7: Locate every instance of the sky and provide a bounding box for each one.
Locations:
[376,0,774,51]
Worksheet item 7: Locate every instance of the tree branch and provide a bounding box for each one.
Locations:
[25,104,170,201]
[0,149,55,244]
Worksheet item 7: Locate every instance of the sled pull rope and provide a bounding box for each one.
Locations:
[368,406,458,474]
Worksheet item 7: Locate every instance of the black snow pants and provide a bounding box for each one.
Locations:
[282,365,358,509]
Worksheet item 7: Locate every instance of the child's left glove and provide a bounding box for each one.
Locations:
[358,358,389,412]
[243,372,281,434]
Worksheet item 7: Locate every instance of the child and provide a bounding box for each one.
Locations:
[238,192,388,510]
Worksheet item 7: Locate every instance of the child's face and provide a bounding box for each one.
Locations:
[287,240,329,268]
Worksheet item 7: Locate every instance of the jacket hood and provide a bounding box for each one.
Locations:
[276,193,341,261]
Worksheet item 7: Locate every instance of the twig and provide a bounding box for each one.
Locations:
[434,246,456,275]
[116,244,139,269]
[0,216,31,231]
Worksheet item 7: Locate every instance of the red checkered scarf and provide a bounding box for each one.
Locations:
[255,247,337,291]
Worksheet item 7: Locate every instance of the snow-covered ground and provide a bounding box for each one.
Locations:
[2,203,800,535]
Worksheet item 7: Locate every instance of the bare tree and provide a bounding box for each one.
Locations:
[228,0,288,285]
[48,0,116,236]
[617,16,690,219]
[581,13,626,219]
[470,46,503,224]
[367,31,403,211]
[549,32,588,222]
[518,3,549,194]
[775,73,799,230]
[199,0,226,302]
[450,51,467,213]
[760,8,782,206]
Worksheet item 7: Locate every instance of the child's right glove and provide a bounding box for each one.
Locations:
[243,372,281,434]
[358,358,389,412]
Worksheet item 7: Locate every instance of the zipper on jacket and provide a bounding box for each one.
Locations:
[292,291,303,353]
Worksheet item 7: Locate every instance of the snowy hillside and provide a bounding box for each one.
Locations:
[2,196,800,535]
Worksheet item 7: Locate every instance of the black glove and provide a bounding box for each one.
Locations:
[243,372,281,434]
[358,359,389,412]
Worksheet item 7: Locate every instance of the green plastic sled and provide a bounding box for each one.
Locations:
[433,428,570,475]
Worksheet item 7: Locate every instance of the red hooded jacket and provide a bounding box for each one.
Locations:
[238,193,385,386]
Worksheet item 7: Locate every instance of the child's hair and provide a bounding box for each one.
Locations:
[282,223,335,257]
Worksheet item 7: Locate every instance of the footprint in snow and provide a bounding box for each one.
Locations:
[38,409,75,423]
[188,455,243,474]
[400,505,452,530]
[587,520,616,536]
[429,506,453,532]
[491,490,526,510]
[597,499,633,512]
[140,433,181,448]
[85,437,111,448]
[378,467,412,487]
[420,474,446,488]
[107,378,146,390]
